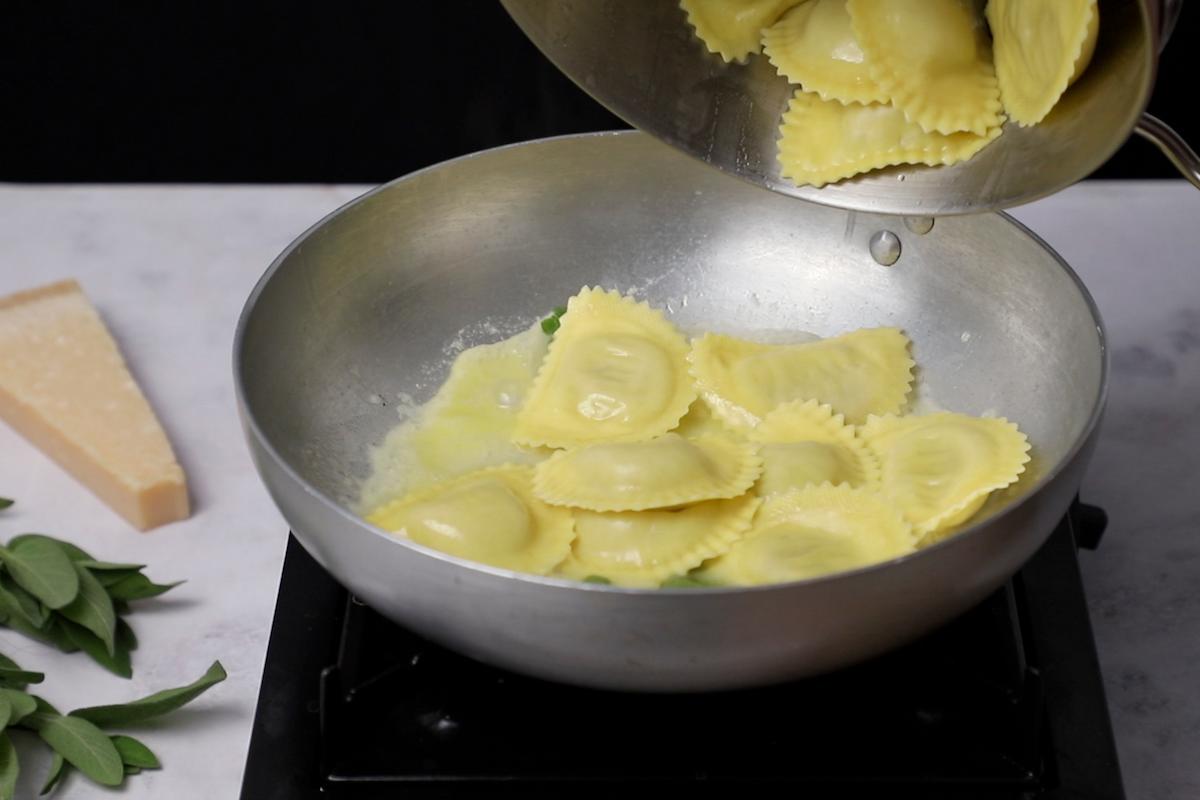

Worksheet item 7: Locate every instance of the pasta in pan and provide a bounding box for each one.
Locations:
[362,288,1034,587]
[513,287,695,449]
[534,432,762,512]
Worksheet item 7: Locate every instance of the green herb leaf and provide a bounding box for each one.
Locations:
[111,735,160,769]
[58,564,116,657]
[0,733,17,800]
[90,569,141,589]
[36,715,123,787]
[71,661,226,726]
[38,753,65,796]
[0,499,12,511]
[29,618,80,655]
[75,561,146,573]
[0,573,50,628]
[0,655,41,689]
[0,614,57,652]
[116,619,138,653]
[104,573,182,602]
[552,306,568,318]
[540,315,561,335]
[7,536,93,565]
[0,667,45,688]
[0,540,79,610]
[124,765,141,775]
[0,689,37,726]
[21,696,62,733]
[0,694,11,732]
[60,621,131,679]
[582,575,611,585]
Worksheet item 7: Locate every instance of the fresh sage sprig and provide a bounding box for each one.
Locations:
[0,535,181,678]
[0,500,12,512]
[0,652,225,797]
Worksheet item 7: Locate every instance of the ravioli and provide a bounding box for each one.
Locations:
[848,0,1003,136]
[364,465,575,575]
[777,90,1002,187]
[696,484,915,585]
[680,0,803,63]
[860,412,1031,535]
[987,0,1098,126]
[762,0,888,105]
[558,494,761,587]
[513,287,695,449]
[750,399,878,493]
[534,433,762,511]
[671,399,736,439]
[689,326,914,427]
[358,325,550,510]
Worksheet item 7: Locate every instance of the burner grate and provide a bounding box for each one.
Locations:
[242,502,1121,800]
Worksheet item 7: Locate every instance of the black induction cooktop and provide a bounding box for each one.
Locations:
[240,501,1122,799]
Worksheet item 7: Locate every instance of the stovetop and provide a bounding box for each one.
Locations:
[241,501,1123,799]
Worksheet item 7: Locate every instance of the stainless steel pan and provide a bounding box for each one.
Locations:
[234,132,1106,691]
[502,0,1199,215]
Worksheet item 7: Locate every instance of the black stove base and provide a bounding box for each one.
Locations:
[241,503,1123,799]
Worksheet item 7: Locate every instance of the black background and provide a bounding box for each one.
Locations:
[3,1,1195,182]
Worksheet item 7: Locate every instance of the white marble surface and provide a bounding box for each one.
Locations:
[0,181,1196,798]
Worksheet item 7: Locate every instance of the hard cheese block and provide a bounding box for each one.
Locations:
[0,280,189,530]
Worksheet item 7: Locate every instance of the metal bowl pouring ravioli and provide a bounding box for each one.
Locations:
[234,132,1106,691]
[502,0,1198,214]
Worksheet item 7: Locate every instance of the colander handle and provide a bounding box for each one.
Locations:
[1134,115,1200,190]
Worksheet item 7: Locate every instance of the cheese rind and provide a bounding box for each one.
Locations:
[0,280,189,530]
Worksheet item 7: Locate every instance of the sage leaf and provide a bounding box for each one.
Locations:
[71,661,226,726]
[0,667,45,689]
[0,540,79,610]
[60,620,131,679]
[38,753,65,796]
[0,499,10,511]
[105,572,182,601]
[90,569,141,590]
[58,564,116,656]
[0,733,16,800]
[0,689,37,726]
[0,573,49,627]
[111,734,159,769]
[75,561,146,573]
[21,696,62,732]
[116,619,138,653]
[0,654,42,688]
[0,614,59,651]
[37,715,123,787]
[7,536,92,565]
[0,695,10,732]
[124,764,140,775]
[37,619,80,655]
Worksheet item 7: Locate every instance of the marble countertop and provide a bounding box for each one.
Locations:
[0,181,1196,798]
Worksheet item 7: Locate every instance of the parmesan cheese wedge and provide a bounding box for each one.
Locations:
[0,280,189,530]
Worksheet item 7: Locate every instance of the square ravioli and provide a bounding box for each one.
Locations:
[513,287,695,449]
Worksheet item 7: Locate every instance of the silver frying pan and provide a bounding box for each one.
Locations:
[235,132,1105,691]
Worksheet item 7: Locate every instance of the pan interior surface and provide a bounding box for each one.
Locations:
[238,132,1103,541]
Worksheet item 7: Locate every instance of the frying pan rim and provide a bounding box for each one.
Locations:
[233,130,1109,596]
